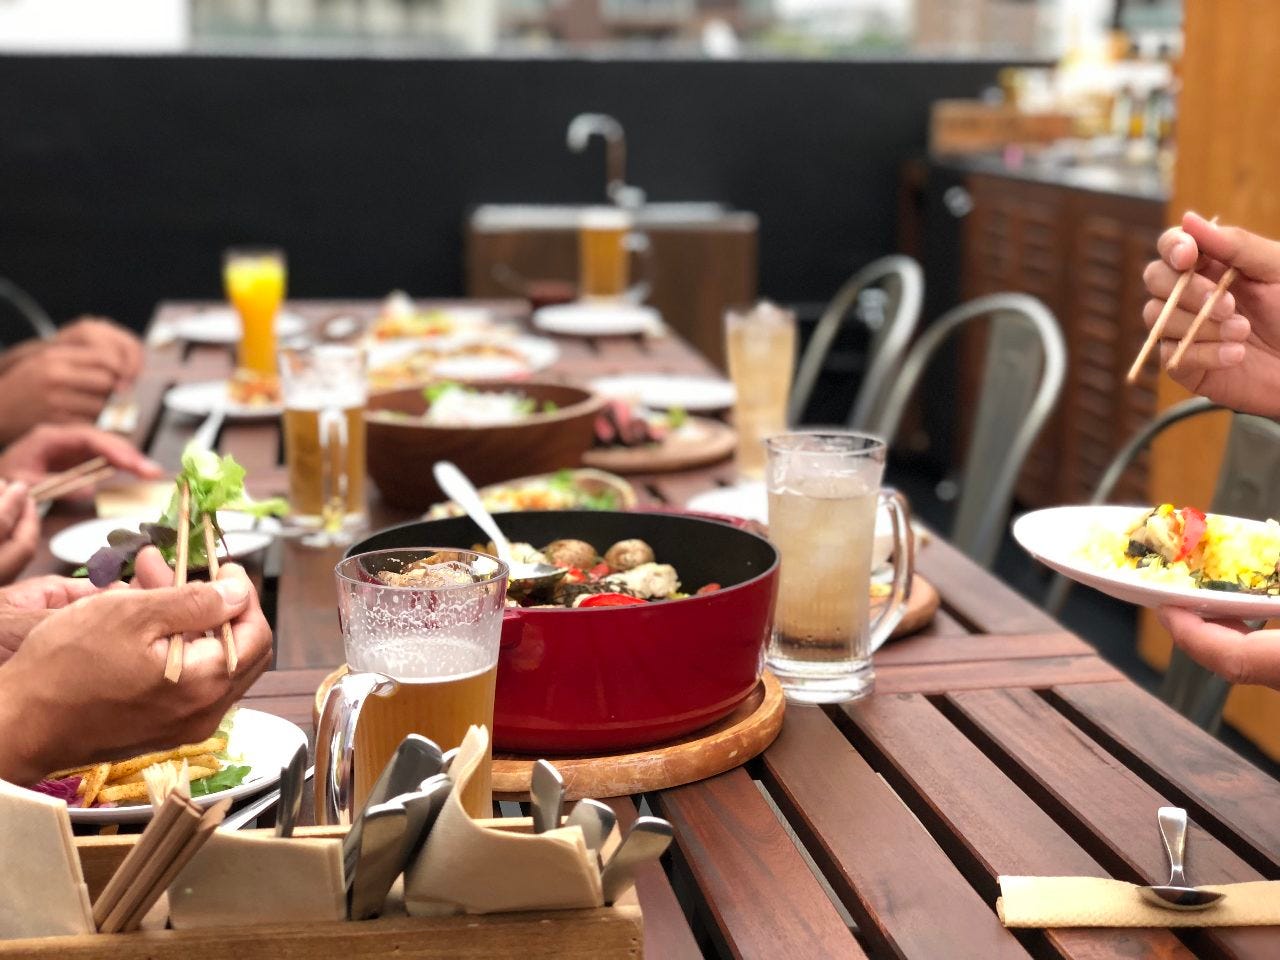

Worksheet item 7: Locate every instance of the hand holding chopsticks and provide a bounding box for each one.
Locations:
[164,482,238,683]
[29,456,114,503]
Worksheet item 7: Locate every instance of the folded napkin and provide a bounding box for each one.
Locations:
[404,725,602,916]
[998,875,1280,927]
[0,779,94,939]
[168,833,346,929]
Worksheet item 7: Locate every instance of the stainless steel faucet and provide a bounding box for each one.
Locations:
[566,112,645,208]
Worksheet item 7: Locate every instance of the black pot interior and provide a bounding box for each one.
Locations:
[349,510,777,590]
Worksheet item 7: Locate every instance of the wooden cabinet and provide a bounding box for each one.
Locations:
[959,172,1163,507]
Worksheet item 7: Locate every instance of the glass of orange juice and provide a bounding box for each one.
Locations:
[223,247,286,377]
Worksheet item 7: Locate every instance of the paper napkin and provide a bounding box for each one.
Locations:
[0,779,94,939]
[998,875,1280,927]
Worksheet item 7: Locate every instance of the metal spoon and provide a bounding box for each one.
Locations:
[274,743,308,838]
[530,759,565,834]
[566,798,616,860]
[600,816,674,904]
[398,773,454,867]
[343,735,442,886]
[1139,807,1225,911]
[431,461,566,591]
[348,800,408,921]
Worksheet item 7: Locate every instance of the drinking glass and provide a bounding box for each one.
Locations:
[578,206,650,301]
[726,303,796,479]
[223,247,286,377]
[279,344,367,546]
[765,432,913,703]
[321,549,509,821]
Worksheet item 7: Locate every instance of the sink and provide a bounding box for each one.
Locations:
[472,202,733,231]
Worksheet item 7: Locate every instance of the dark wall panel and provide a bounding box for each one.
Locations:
[0,55,1011,336]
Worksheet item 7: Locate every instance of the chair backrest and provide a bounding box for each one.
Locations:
[788,254,923,429]
[872,292,1065,568]
[0,277,56,344]
[1044,396,1224,615]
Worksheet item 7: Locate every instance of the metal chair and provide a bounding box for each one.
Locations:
[788,255,923,429]
[1044,397,1224,616]
[871,292,1066,568]
[0,277,56,345]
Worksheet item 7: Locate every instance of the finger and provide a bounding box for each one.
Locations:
[59,319,143,381]
[27,424,163,478]
[126,577,252,637]
[1183,211,1280,283]
[48,360,116,397]
[1142,261,1238,319]
[1158,606,1280,687]
[0,483,28,540]
[48,343,131,383]
[132,546,174,590]
[26,576,101,609]
[1158,337,1246,372]
[1157,226,1199,272]
[47,391,109,423]
[1142,300,1252,342]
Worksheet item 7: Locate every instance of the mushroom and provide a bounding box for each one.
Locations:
[603,562,679,599]
[604,538,655,572]
[543,538,598,570]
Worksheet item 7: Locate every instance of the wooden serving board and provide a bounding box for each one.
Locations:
[888,574,940,639]
[314,669,785,802]
[581,417,737,474]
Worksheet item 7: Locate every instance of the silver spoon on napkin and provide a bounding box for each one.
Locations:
[1139,807,1225,911]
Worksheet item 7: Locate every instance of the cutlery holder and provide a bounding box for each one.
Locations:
[0,822,642,960]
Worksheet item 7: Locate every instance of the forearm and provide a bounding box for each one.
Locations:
[0,665,50,785]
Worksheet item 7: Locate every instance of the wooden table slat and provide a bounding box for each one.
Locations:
[760,705,1031,960]
[874,632,1093,667]
[914,533,1061,635]
[873,655,1124,696]
[654,766,868,960]
[836,693,1196,960]
[1051,682,1280,876]
[946,688,1280,959]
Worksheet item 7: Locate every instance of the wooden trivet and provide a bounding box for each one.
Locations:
[888,574,940,639]
[581,417,736,474]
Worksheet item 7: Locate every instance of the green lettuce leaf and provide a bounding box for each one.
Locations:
[190,764,252,797]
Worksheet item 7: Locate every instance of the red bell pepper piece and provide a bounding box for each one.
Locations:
[1175,506,1207,561]
[695,583,722,595]
[587,562,611,580]
[578,593,647,608]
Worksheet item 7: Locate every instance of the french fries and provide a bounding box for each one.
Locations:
[55,736,229,807]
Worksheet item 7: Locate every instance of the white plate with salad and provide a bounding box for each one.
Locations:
[50,511,280,568]
[34,709,308,825]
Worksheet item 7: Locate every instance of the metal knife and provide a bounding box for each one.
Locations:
[348,800,408,921]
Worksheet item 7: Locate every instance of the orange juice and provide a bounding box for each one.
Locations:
[224,250,286,376]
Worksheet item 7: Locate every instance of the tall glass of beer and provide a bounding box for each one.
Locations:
[279,344,367,546]
[725,302,797,479]
[765,432,913,704]
[330,549,509,819]
[224,247,286,378]
[578,207,649,301]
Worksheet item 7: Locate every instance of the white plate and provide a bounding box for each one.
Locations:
[686,481,895,566]
[533,302,663,337]
[171,308,308,345]
[1013,504,1280,619]
[164,380,283,420]
[52,709,308,825]
[367,335,560,382]
[590,374,737,412]
[50,511,280,567]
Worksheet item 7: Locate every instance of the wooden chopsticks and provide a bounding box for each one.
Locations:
[1128,216,1236,383]
[28,456,113,503]
[164,481,237,683]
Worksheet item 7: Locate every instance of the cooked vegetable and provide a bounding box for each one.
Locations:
[575,593,648,608]
[602,562,680,599]
[603,539,654,572]
[544,539,598,569]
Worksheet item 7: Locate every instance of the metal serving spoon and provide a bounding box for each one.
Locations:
[431,460,566,591]
[1139,807,1225,911]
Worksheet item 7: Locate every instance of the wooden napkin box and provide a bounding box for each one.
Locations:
[0,822,643,959]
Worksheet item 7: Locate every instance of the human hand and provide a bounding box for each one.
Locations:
[0,340,137,443]
[1156,606,1280,690]
[0,552,273,785]
[0,480,37,586]
[1141,211,1280,417]
[54,317,143,384]
[0,574,103,664]
[0,423,163,492]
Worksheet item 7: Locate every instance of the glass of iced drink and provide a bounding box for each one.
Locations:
[327,548,509,819]
[726,302,796,479]
[279,343,367,546]
[765,432,913,703]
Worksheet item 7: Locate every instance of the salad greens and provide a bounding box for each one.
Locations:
[86,444,287,586]
[190,764,252,796]
[423,381,559,417]
[549,468,618,511]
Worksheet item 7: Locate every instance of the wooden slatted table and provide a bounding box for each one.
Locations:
[24,301,1280,959]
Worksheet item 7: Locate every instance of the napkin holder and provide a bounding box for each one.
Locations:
[0,822,642,959]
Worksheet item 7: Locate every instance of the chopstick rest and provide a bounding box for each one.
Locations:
[167,832,346,929]
[403,726,602,916]
[0,779,94,939]
[997,875,1280,927]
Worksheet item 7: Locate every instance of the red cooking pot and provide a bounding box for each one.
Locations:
[347,510,778,752]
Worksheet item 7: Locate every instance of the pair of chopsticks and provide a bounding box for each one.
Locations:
[92,777,230,933]
[1127,218,1238,383]
[28,456,114,503]
[162,480,238,684]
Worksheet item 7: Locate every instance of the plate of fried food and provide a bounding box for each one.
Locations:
[29,708,307,824]
[368,291,493,341]
[367,335,560,390]
[164,373,283,419]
